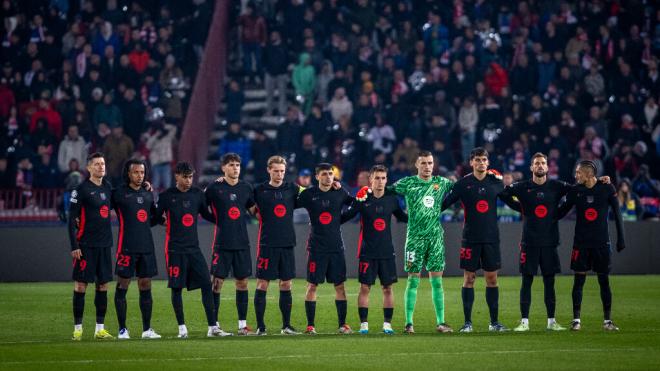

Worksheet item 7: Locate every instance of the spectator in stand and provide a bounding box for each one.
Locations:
[224,79,245,126]
[33,152,60,189]
[617,178,643,221]
[93,92,122,131]
[239,2,267,84]
[327,87,353,123]
[29,94,63,140]
[217,122,251,167]
[263,30,288,116]
[57,125,88,173]
[102,125,134,185]
[578,126,609,161]
[276,106,304,157]
[128,42,150,75]
[459,96,478,162]
[251,129,277,183]
[143,118,177,192]
[303,103,332,149]
[632,165,660,219]
[292,53,316,115]
[117,88,145,145]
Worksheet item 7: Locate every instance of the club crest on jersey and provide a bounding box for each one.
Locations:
[586,196,594,203]
[275,191,283,199]
[375,205,384,214]
[100,192,107,200]
[183,200,191,208]
[422,195,435,208]
[322,199,330,207]
[536,192,544,200]
[433,184,439,190]
[136,196,144,204]
[230,193,237,201]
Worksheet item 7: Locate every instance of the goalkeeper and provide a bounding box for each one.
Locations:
[389,151,454,334]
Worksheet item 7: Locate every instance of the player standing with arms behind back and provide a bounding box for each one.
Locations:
[68,152,114,340]
[342,165,408,335]
[441,147,512,333]
[155,162,224,338]
[556,161,626,331]
[252,156,302,335]
[112,159,162,339]
[390,151,454,334]
[205,153,256,336]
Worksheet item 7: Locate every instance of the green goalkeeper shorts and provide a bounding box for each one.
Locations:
[404,238,446,273]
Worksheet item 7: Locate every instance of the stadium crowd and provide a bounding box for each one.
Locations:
[0,0,212,201]
[221,0,660,219]
[0,0,659,220]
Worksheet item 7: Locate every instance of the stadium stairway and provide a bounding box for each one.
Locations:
[199,85,291,186]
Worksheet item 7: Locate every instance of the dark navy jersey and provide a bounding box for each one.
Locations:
[557,182,626,248]
[68,179,113,250]
[442,173,507,244]
[297,186,353,253]
[155,187,214,257]
[205,180,255,251]
[499,179,571,247]
[342,193,407,259]
[254,181,301,249]
[112,184,159,255]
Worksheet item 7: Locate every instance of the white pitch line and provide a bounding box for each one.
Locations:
[0,348,654,365]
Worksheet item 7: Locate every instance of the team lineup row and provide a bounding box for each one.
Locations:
[67,147,626,340]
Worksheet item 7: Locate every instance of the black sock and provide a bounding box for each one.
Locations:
[212,292,220,323]
[461,287,474,323]
[358,307,368,323]
[305,300,316,326]
[114,286,128,329]
[597,274,612,321]
[201,286,216,326]
[236,290,248,321]
[520,275,534,318]
[336,300,347,327]
[486,286,499,324]
[94,290,107,324]
[73,291,85,325]
[572,274,586,319]
[171,288,185,325]
[383,307,394,323]
[279,290,292,328]
[254,289,267,330]
[543,275,556,318]
[139,289,152,331]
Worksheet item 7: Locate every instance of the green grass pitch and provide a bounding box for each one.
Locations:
[1,276,659,370]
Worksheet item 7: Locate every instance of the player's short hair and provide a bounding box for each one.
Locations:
[369,164,388,176]
[531,152,547,162]
[315,163,333,174]
[578,160,597,175]
[417,150,433,159]
[221,152,242,166]
[86,152,104,164]
[174,162,194,175]
[122,159,147,184]
[470,147,489,160]
[267,155,287,168]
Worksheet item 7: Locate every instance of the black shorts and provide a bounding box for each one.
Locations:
[255,246,296,281]
[570,245,611,274]
[519,245,561,276]
[460,243,501,272]
[358,257,398,286]
[306,250,346,285]
[72,246,113,284]
[211,249,252,279]
[115,252,158,278]
[167,251,211,290]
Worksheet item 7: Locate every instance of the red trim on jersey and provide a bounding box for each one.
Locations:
[116,208,125,257]
[255,208,262,258]
[357,218,364,258]
[211,204,218,252]
[76,206,86,241]
[165,211,171,266]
